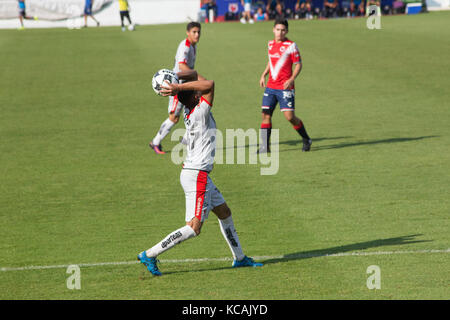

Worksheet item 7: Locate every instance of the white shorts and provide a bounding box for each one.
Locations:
[180,169,225,222]
[244,3,251,12]
[168,94,185,116]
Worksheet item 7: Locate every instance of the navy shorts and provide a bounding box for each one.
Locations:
[261,87,295,115]
[84,5,92,15]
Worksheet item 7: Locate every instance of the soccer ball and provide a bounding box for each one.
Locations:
[152,69,179,96]
[128,24,135,31]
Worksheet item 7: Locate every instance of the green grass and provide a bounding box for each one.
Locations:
[0,12,449,300]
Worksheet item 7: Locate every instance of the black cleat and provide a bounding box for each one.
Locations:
[302,139,312,152]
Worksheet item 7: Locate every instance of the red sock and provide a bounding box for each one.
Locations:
[293,120,310,140]
[293,121,303,131]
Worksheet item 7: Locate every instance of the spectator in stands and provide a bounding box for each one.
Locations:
[275,0,286,19]
[339,0,352,17]
[381,0,393,14]
[266,0,285,19]
[393,0,405,13]
[225,9,239,21]
[312,0,324,18]
[254,6,269,21]
[350,0,365,16]
[266,0,277,19]
[324,0,339,17]
[241,0,255,24]
[295,0,313,19]
[84,0,100,27]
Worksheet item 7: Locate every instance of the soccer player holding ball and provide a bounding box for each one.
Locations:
[259,18,312,153]
[149,22,202,154]
[138,70,263,276]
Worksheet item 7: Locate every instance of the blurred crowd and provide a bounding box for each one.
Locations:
[200,0,415,23]
[267,0,410,20]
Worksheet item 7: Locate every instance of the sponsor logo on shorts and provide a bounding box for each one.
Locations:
[282,90,294,99]
[196,197,203,217]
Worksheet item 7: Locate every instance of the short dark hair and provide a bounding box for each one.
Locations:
[178,90,195,106]
[274,18,288,30]
[186,22,201,31]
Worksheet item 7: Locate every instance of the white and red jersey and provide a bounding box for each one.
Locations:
[173,38,197,75]
[266,38,301,90]
[183,97,216,172]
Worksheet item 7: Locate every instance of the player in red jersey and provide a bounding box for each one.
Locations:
[258,18,312,153]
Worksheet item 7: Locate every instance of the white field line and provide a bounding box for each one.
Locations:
[1,248,449,272]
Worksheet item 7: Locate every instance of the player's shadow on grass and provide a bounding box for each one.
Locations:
[219,136,353,151]
[280,135,438,152]
[262,234,432,265]
[281,136,353,146]
[145,234,431,277]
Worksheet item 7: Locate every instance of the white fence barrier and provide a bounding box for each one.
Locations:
[0,0,201,29]
[426,0,450,10]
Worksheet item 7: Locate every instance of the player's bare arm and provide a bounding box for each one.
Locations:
[161,79,214,105]
[176,69,198,82]
[260,61,270,88]
[283,62,302,90]
[178,62,206,81]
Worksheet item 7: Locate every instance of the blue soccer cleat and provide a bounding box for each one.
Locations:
[232,256,263,268]
[137,251,162,276]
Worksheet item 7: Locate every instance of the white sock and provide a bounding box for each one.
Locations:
[146,225,196,258]
[153,118,176,146]
[218,216,245,261]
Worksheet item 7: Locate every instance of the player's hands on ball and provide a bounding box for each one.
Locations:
[161,82,179,96]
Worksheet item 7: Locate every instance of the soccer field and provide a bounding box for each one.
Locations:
[0,12,449,300]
